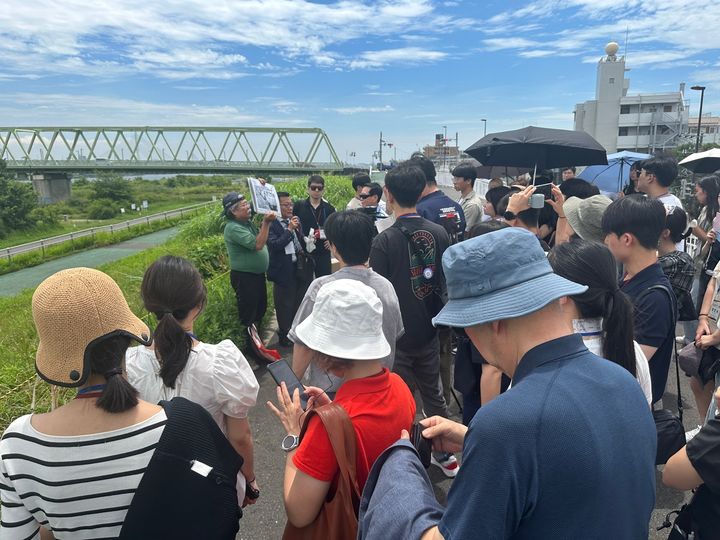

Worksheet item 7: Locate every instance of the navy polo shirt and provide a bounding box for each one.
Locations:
[438,334,656,540]
[415,190,466,239]
[620,262,675,403]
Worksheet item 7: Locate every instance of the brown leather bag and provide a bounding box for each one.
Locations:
[282,403,360,540]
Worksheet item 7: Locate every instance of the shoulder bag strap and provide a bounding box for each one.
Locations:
[647,284,683,424]
[313,403,360,497]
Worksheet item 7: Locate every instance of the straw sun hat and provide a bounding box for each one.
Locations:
[32,267,151,387]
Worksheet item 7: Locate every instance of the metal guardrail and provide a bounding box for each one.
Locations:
[2,201,216,260]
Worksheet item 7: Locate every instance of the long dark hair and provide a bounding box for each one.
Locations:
[548,240,637,377]
[698,175,720,220]
[141,256,207,388]
[85,334,138,413]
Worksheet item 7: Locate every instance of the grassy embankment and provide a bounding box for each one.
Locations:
[0,175,354,430]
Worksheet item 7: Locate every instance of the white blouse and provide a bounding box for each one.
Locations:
[125,340,259,432]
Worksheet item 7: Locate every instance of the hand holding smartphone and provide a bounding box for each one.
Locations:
[410,423,432,468]
[267,360,308,409]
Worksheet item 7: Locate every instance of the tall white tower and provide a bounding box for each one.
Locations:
[593,42,626,152]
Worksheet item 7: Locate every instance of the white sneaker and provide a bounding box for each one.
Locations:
[431,452,459,478]
[685,425,702,442]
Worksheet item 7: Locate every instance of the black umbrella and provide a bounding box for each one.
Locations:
[465,125,608,171]
[475,165,531,178]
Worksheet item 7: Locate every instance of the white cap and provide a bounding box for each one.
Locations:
[295,279,390,360]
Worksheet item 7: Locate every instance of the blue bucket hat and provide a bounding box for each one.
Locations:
[432,228,587,328]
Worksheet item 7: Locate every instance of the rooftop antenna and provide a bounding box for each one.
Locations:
[624,26,629,61]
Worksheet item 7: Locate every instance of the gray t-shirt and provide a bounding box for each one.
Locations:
[288,266,404,392]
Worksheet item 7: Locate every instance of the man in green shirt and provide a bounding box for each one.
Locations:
[223,192,276,329]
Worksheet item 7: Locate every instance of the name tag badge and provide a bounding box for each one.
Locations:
[190,460,213,477]
[711,296,720,323]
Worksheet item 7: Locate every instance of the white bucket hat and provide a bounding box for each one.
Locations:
[295,279,390,360]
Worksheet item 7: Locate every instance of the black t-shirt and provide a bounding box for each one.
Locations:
[369,215,450,350]
[292,198,336,256]
[687,415,720,537]
[620,263,676,404]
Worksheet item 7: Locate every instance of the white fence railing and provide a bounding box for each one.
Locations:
[2,201,216,260]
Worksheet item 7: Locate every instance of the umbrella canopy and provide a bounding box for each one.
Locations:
[679,148,720,174]
[578,151,651,193]
[465,126,608,170]
[475,165,531,178]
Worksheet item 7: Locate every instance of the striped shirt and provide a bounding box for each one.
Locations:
[0,410,166,539]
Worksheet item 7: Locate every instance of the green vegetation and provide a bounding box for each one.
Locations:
[0,175,352,430]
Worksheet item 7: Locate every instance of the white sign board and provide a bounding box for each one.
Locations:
[247,178,280,214]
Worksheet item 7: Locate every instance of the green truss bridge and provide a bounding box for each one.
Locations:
[1,127,343,202]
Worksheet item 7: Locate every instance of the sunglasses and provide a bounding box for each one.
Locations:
[309,185,324,191]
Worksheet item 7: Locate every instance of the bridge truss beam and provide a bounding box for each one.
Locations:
[0,127,343,174]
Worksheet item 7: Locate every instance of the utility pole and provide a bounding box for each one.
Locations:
[691,86,706,153]
[379,131,383,168]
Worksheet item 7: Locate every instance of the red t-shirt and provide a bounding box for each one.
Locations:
[293,368,415,490]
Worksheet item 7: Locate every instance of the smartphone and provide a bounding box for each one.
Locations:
[266,360,308,409]
[410,423,432,468]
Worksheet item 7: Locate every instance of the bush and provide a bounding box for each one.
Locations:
[29,205,61,229]
[92,173,134,204]
[178,204,226,241]
[0,174,38,236]
[187,236,228,279]
[87,198,118,219]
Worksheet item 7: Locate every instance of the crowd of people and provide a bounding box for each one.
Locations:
[2,153,720,539]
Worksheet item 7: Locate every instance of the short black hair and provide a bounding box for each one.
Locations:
[324,210,374,265]
[384,162,426,208]
[485,186,511,214]
[601,194,665,249]
[451,163,477,181]
[562,166,577,174]
[409,154,436,185]
[641,156,678,187]
[276,191,290,198]
[467,220,509,238]
[559,178,600,200]
[518,207,540,228]
[364,182,383,202]
[352,173,371,190]
[307,174,325,187]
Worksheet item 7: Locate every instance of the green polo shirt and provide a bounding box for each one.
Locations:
[224,219,269,274]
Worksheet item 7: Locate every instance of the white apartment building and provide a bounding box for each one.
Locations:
[574,42,689,154]
[689,114,720,145]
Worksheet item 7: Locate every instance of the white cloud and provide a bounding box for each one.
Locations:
[481,0,720,67]
[0,92,314,126]
[350,47,447,69]
[0,0,472,79]
[325,105,395,115]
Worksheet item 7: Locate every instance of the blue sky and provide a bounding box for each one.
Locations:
[1,0,719,165]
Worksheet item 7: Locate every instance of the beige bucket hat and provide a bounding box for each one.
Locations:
[32,267,151,387]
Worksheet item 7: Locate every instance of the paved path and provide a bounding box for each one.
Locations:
[0,227,179,297]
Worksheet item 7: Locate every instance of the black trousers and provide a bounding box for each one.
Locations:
[273,274,311,338]
[312,250,332,278]
[230,271,267,327]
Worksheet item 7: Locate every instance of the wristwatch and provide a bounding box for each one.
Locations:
[503,210,517,221]
[281,433,300,452]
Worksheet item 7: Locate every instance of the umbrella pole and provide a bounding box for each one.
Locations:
[532,163,537,185]
[619,161,624,193]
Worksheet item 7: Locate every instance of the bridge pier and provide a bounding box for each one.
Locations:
[31,173,71,204]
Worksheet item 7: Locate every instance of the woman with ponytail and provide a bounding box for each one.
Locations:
[126,255,260,506]
[548,240,652,405]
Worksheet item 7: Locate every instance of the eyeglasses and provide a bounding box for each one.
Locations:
[309,185,324,191]
[280,202,293,208]
[359,193,372,199]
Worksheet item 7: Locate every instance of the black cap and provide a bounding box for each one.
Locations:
[222,192,244,212]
